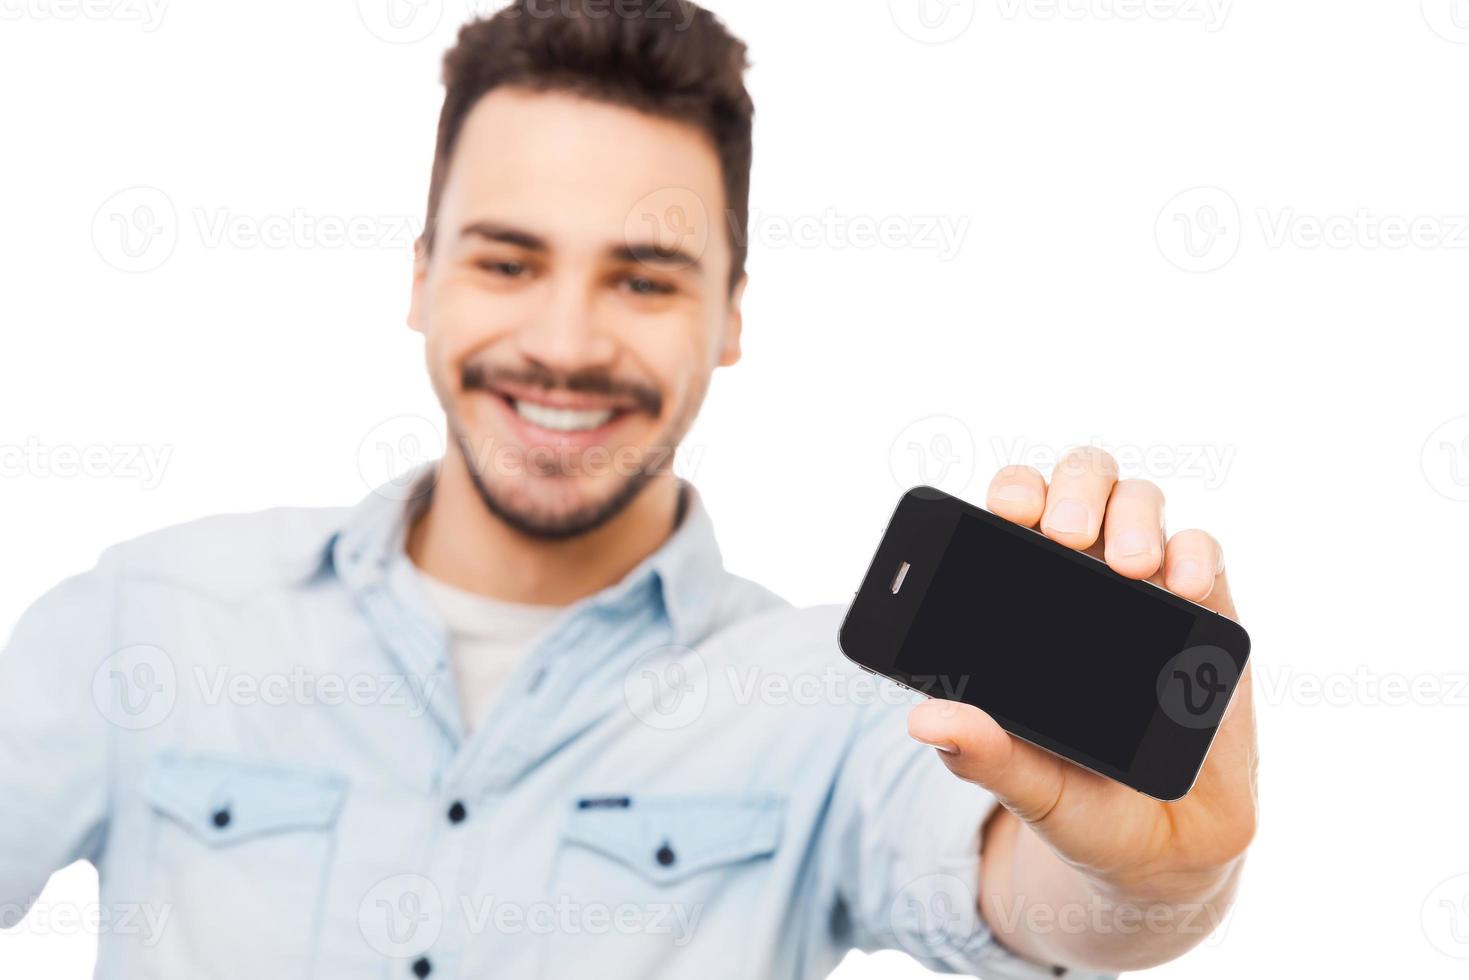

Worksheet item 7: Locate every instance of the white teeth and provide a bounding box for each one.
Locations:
[512,400,616,432]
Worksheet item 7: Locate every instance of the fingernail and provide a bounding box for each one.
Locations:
[1044,499,1090,535]
[1114,530,1155,558]
[912,734,960,754]
[1173,558,1211,593]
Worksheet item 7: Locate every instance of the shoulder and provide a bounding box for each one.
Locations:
[98,504,349,602]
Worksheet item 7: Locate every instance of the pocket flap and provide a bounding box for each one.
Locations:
[142,752,347,846]
[563,794,784,886]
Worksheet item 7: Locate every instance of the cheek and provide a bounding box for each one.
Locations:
[425,274,522,372]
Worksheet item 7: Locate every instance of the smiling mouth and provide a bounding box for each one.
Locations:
[510,399,620,433]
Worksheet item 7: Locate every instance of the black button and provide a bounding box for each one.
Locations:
[447,801,467,824]
[211,808,231,829]
[655,843,676,867]
[411,956,432,978]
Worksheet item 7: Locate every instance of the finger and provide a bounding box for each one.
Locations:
[908,698,1071,825]
[986,465,1047,528]
[1102,479,1166,580]
[1163,529,1232,613]
[1040,448,1118,550]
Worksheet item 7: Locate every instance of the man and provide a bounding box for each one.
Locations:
[0,2,1256,977]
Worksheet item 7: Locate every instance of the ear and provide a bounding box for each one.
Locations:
[407,235,429,335]
[717,274,747,368]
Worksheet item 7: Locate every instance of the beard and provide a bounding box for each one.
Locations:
[453,427,668,540]
[444,357,706,540]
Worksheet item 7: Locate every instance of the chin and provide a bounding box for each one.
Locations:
[457,440,661,540]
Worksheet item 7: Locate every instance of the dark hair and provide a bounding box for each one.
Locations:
[422,0,754,288]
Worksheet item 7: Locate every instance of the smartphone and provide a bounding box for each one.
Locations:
[839,486,1251,801]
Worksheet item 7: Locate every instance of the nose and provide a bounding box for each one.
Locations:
[512,278,617,376]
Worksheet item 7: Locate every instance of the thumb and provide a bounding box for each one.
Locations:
[908,698,1071,826]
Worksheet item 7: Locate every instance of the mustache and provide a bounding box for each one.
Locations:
[461,361,663,417]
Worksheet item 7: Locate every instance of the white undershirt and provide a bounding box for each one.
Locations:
[412,571,565,734]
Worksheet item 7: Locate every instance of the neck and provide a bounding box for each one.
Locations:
[406,449,682,607]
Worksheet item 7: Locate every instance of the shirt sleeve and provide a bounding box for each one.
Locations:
[823,689,1116,979]
[0,562,116,921]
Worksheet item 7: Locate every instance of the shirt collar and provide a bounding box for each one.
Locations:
[306,464,729,648]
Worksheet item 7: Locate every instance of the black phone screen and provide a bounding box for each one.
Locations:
[895,510,1198,773]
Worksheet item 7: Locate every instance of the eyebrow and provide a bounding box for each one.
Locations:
[459,221,548,251]
[459,221,704,274]
[613,242,704,274]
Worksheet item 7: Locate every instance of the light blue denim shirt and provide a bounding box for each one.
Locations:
[0,473,1110,980]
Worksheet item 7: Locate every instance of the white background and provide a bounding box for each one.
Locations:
[3,0,1469,976]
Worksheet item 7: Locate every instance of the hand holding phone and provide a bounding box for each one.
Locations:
[840,456,1258,920]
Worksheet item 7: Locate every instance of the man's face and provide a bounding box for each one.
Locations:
[409,87,743,538]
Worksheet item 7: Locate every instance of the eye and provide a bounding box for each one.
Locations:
[477,259,529,278]
[621,275,675,297]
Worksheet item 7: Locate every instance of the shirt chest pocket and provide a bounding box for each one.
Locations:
[139,753,347,980]
[543,794,785,974]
